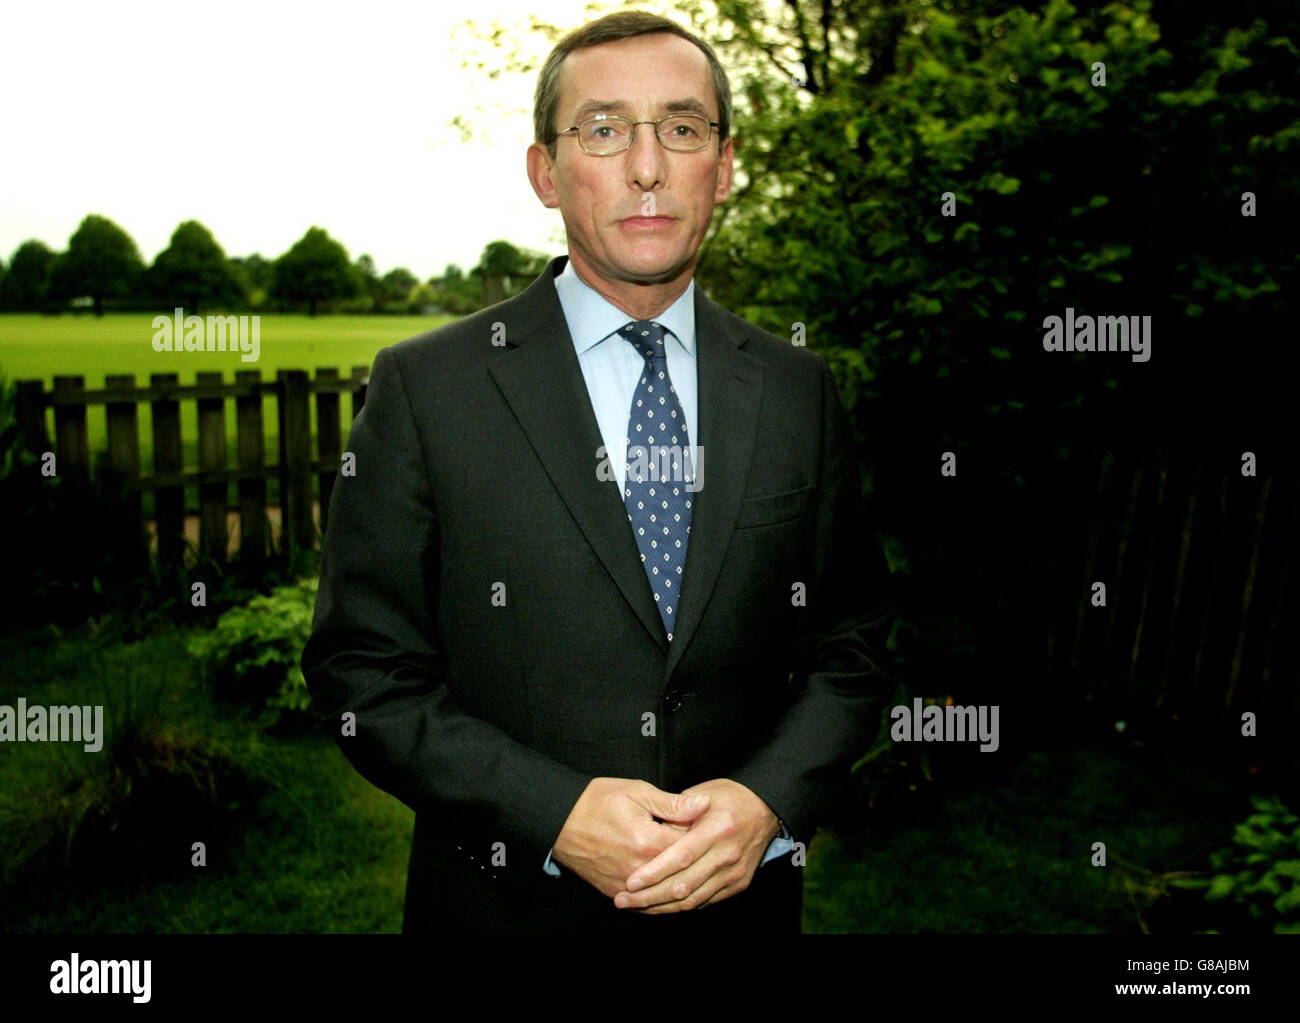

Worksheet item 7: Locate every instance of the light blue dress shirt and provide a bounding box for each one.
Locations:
[539,256,795,878]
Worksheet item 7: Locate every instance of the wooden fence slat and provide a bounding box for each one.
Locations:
[1156,457,1200,707]
[1253,480,1297,695]
[1227,473,1268,707]
[150,373,185,571]
[1071,448,1114,672]
[197,371,229,564]
[104,373,146,575]
[315,368,341,534]
[277,370,313,553]
[53,376,89,488]
[236,369,268,569]
[15,379,49,454]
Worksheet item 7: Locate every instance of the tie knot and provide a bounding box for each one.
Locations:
[619,320,668,362]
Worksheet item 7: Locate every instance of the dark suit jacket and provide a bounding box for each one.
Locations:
[301,254,897,933]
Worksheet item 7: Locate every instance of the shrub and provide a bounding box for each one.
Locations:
[187,576,318,728]
[1189,795,1300,934]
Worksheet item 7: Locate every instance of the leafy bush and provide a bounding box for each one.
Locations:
[187,576,318,727]
[1191,795,1300,933]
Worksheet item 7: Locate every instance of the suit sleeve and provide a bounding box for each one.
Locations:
[301,346,593,878]
[728,356,899,844]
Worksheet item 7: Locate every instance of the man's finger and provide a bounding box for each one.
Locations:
[619,828,716,902]
[636,784,709,825]
[696,880,738,909]
[630,860,732,914]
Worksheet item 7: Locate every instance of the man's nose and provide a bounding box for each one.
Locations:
[627,124,666,192]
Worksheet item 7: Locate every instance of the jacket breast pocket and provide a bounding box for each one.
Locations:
[734,483,814,529]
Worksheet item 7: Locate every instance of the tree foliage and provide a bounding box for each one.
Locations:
[0,240,58,312]
[51,214,144,316]
[146,220,246,313]
[268,227,359,316]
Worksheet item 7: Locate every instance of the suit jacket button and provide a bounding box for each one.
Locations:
[665,690,684,713]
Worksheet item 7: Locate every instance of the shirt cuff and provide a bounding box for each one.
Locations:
[543,848,561,877]
[759,820,794,866]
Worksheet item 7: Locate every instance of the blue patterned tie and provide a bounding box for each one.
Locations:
[619,320,694,642]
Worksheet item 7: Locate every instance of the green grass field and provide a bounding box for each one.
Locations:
[0,619,1240,933]
[0,313,460,494]
[0,312,458,385]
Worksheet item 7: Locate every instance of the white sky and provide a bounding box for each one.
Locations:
[0,0,685,281]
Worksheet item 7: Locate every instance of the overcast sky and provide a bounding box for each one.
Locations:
[1,0,672,281]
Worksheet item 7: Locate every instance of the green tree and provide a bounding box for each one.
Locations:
[0,240,57,311]
[354,253,384,312]
[474,240,551,302]
[146,220,246,313]
[381,267,419,306]
[51,214,143,316]
[230,254,272,305]
[268,227,358,316]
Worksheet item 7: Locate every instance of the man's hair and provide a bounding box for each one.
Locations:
[533,10,732,158]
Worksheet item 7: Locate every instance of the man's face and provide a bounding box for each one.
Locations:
[528,32,734,289]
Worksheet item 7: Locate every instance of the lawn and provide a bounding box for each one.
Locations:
[0,312,457,385]
[0,617,1247,934]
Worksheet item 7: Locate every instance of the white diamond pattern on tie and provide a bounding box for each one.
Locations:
[619,320,694,643]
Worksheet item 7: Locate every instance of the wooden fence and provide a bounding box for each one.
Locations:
[11,372,1295,715]
[1044,447,1297,715]
[14,368,370,570]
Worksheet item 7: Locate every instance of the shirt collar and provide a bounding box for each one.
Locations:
[555,255,696,358]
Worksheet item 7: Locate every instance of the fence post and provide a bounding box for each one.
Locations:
[14,379,49,455]
[52,376,89,490]
[104,373,148,577]
[315,368,340,534]
[277,369,314,555]
[151,372,185,573]
[196,371,229,565]
[236,370,268,571]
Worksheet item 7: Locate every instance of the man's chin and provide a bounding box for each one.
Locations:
[612,252,690,285]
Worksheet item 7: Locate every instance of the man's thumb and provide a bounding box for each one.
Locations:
[644,787,710,823]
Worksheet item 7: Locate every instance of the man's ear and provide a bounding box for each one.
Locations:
[527,142,561,209]
[714,136,735,206]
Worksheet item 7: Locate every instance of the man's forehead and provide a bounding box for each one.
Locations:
[570,96,712,119]
[557,33,713,113]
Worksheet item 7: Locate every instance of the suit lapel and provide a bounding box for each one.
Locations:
[664,284,763,683]
[486,256,764,683]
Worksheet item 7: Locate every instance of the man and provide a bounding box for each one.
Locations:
[301,10,897,934]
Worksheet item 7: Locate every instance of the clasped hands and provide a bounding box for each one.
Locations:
[551,777,781,914]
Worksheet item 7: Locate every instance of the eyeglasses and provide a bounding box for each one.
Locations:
[553,113,720,155]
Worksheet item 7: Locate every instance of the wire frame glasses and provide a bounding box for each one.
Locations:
[554,113,719,155]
